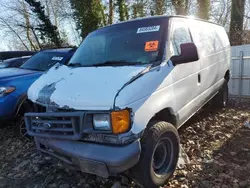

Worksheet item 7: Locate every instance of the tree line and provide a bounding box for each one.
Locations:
[0,0,247,50]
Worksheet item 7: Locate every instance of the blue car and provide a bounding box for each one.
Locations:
[0,56,31,69]
[0,48,76,136]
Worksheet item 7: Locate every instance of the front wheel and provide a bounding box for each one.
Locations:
[14,100,33,139]
[131,121,180,188]
[14,115,32,140]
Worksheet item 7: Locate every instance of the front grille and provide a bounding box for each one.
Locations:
[25,112,84,140]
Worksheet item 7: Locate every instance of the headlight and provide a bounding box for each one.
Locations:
[93,109,131,134]
[93,114,111,131]
[0,86,15,97]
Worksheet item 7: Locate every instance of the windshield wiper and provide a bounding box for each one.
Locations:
[92,60,142,67]
[20,67,41,71]
[68,63,82,67]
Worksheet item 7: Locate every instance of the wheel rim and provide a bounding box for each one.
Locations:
[152,137,173,175]
[153,141,168,170]
[17,117,31,140]
[20,120,28,137]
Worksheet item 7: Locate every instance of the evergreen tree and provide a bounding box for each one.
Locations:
[24,0,62,47]
[70,0,104,39]
[124,3,129,20]
[116,0,128,21]
[131,0,146,18]
[150,0,167,16]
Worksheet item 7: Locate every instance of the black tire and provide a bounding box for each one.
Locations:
[212,82,228,108]
[14,116,31,139]
[131,121,180,188]
[14,100,33,139]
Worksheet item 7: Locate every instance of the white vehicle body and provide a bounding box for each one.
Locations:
[25,16,230,180]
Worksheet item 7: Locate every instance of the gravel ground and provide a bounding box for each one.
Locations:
[0,98,250,188]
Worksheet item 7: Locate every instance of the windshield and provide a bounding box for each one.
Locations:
[0,57,29,69]
[0,62,8,68]
[21,52,70,71]
[69,18,167,67]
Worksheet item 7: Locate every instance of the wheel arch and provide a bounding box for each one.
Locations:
[224,70,230,82]
[148,107,177,128]
[15,95,33,116]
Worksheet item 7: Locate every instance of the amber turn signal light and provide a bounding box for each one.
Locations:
[111,109,130,134]
[6,87,15,93]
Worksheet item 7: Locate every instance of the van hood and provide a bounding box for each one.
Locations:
[0,68,39,80]
[28,64,148,110]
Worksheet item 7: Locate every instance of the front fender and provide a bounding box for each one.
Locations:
[14,93,29,115]
[116,63,175,134]
[0,93,18,117]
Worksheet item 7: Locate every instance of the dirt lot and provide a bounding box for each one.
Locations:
[0,98,250,188]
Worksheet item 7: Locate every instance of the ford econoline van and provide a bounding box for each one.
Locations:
[25,16,230,188]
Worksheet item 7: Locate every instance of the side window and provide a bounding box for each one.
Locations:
[170,22,192,56]
[192,21,226,56]
[10,60,18,67]
[15,59,25,67]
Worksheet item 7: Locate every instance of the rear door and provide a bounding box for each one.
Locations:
[169,18,201,126]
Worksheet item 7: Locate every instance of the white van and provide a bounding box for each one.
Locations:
[25,16,230,188]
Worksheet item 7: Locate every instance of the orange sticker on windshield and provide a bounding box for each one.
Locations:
[145,41,159,51]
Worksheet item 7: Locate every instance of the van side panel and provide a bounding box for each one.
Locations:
[188,20,230,105]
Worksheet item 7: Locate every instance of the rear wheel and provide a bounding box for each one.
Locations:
[212,82,228,108]
[131,121,180,188]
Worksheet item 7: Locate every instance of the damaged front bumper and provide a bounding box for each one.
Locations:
[25,111,141,177]
[35,137,141,178]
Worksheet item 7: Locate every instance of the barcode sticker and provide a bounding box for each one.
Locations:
[137,25,160,33]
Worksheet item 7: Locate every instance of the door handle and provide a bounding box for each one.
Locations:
[198,73,201,83]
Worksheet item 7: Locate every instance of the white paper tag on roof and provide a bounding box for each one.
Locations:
[137,25,160,33]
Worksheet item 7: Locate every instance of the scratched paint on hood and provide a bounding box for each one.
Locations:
[28,64,148,110]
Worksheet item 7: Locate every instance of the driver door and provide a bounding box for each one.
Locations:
[169,18,201,126]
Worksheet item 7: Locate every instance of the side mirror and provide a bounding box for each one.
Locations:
[170,43,199,65]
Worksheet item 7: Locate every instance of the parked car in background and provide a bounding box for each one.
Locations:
[0,48,76,137]
[0,56,31,69]
[0,51,36,62]
[25,16,230,188]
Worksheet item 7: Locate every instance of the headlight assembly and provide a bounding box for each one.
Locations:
[92,109,131,134]
[0,86,15,97]
[93,113,111,131]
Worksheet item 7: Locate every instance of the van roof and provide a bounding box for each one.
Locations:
[40,48,77,53]
[170,15,222,26]
[100,15,222,29]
